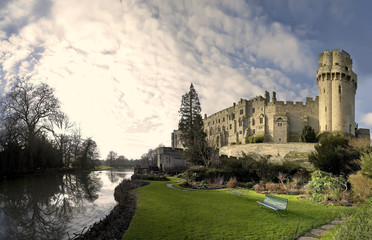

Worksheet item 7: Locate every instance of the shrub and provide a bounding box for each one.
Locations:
[361,152,372,178]
[299,125,317,143]
[265,182,283,193]
[205,168,227,180]
[237,182,256,189]
[349,137,371,154]
[183,166,208,182]
[308,133,360,175]
[226,177,237,188]
[333,197,372,240]
[207,177,225,189]
[246,135,264,143]
[306,170,348,203]
[253,182,266,192]
[349,171,372,201]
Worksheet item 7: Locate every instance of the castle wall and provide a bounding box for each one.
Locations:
[203,99,249,147]
[219,143,316,167]
[204,97,266,147]
[264,97,319,142]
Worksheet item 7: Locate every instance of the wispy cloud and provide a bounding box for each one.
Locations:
[0,0,321,158]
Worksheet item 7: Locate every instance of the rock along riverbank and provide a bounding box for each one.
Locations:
[72,179,149,240]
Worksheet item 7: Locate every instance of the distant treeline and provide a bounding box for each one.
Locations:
[0,77,99,176]
[103,147,160,169]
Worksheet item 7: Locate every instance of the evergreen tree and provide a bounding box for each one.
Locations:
[299,125,317,143]
[178,84,208,165]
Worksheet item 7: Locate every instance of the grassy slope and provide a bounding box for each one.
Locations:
[123,178,355,240]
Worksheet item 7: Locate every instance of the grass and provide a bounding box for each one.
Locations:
[94,165,113,170]
[123,178,355,240]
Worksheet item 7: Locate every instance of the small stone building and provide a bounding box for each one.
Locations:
[157,147,186,172]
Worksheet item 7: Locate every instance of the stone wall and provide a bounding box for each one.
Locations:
[219,143,316,168]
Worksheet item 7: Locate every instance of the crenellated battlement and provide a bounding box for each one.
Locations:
[266,97,318,108]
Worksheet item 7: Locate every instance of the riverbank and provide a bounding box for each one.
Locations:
[73,179,149,240]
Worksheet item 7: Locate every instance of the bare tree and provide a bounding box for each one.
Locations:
[71,126,83,166]
[50,113,75,167]
[0,77,61,169]
[106,151,118,167]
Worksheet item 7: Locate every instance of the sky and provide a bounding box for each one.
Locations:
[1,0,372,159]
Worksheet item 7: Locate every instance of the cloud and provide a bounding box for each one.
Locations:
[0,0,318,158]
[361,113,372,127]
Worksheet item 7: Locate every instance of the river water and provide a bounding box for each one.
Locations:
[0,169,133,240]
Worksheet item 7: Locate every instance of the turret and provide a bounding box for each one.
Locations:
[317,49,357,135]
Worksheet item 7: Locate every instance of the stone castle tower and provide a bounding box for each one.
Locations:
[317,49,357,135]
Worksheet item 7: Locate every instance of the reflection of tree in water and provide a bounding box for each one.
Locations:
[106,170,120,183]
[106,170,132,183]
[0,172,102,240]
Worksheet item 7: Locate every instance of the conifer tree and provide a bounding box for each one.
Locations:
[178,84,208,165]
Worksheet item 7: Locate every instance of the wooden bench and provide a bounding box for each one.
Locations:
[256,194,288,212]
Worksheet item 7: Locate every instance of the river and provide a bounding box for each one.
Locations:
[0,169,134,240]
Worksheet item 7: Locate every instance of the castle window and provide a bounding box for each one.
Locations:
[231,113,235,120]
[345,66,348,71]
[260,117,263,124]
[218,119,220,123]
[240,109,243,115]
[252,129,255,134]
[325,124,327,130]
[252,118,255,126]
[335,63,339,65]
[278,138,282,142]
[239,131,242,134]
[339,85,342,94]
[223,117,225,122]
[323,89,325,93]
[210,128,213,135]
[325,106,327,112]
[239,120,242,127]
[278,123,283,127]
[208,122,210,126]
[229,124,232,130]
[252,108,255,113]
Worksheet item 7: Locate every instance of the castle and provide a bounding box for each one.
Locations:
[201,49,370,147]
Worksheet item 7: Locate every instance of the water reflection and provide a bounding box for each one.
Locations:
[0,170,133,240]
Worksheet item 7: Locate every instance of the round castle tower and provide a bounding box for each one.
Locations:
[317,49,357,135]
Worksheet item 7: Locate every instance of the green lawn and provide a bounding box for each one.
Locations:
[94,165,113,170]
[123,178,355,240]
